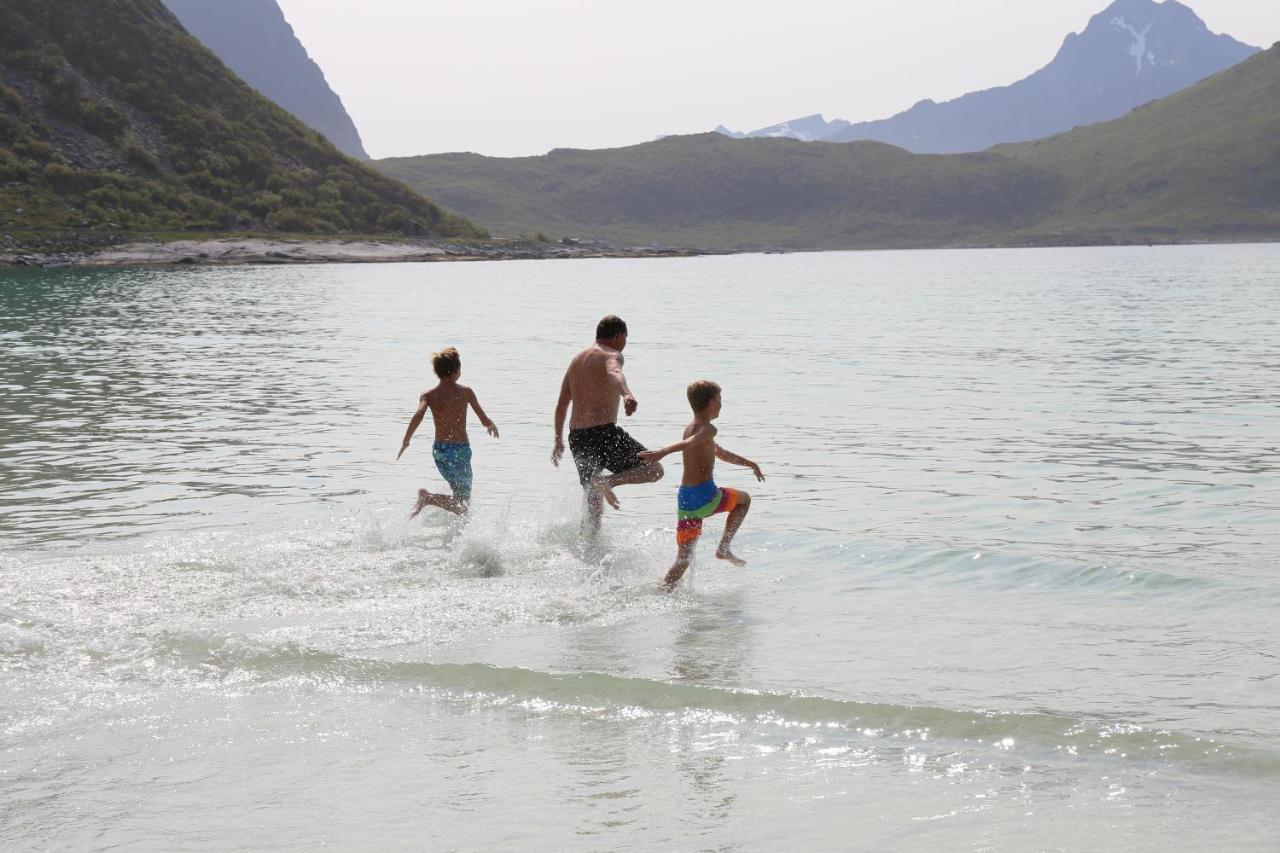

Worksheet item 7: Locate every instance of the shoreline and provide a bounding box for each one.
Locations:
[3,234,1275,270]
[0,236,713,269]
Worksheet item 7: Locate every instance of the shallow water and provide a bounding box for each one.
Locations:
[2,245,1278,850]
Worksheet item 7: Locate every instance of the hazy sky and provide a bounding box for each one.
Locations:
[275,0,1278,160]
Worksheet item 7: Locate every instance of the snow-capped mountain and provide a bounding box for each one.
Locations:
[716,114,852,142]
[718,0,1258,153]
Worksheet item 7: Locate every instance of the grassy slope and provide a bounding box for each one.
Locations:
[378,46,1280,250]
[379,136,1064,250]
[0,0,483,247]
[997,43,1280,240]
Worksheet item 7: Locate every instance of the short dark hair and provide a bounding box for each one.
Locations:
[432,347,461,378]
[596,314,627,340]
[687,379,721,412]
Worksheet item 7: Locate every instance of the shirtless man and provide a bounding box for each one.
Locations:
[552,314,664,532]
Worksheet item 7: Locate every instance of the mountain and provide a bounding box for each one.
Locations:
[822,0,1258,152]
[376,43,1280,250]
[719,0,1258,154]
[0,0,481,245]
[162,0,370,160]
[717,114,852,142]
[995,41,1280,242]
[376,136,1065,251]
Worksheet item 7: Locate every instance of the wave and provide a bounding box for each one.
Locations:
[119,629,1280,779]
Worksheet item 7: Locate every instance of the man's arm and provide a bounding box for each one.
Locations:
[605,351,638,416]
[552,369,572,466]
[398,394,429,460]
[638,423,716,462]
[469,389,499,438]
[715,444,765,481]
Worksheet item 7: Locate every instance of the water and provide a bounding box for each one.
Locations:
[2,245,1278,850]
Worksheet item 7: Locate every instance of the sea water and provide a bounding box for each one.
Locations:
[1,245,1278,850]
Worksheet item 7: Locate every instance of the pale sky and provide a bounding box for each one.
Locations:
[275,0,1279,160]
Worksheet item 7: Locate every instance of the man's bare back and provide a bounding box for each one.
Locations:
[564,343,633,430]
[552,315,663,532]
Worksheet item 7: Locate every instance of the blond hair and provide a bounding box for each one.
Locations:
[686,379,721,412]
[432,347,461,378]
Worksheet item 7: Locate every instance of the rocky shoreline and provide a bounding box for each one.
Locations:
[0,236,710,269]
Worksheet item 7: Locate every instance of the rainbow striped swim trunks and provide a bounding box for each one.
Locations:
[676,479,742,545]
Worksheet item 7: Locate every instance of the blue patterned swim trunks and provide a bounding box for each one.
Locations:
[432,441,473,501]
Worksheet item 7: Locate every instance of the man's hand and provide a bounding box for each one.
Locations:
[623,395,638,416]
[397,441,410,461]
[486,421,500,439]
[750,462,765,482]
[551,436,564,466]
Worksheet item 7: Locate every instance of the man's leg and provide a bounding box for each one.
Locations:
[588,460,664,510]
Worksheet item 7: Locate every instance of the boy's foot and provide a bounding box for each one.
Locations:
[715,548,747,567]
[409,489,432,519]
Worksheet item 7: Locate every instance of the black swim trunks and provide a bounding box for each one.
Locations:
[568,423,647,486]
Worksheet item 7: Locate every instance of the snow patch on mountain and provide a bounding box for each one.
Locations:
[1112,16,1156,73]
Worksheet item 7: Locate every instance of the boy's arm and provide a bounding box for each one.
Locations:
[468,389,499,438]
[638,423,716,462]
[552,369,571,465]
[398,394,429,460]
[715,444,765,481]
[605,351,638,416]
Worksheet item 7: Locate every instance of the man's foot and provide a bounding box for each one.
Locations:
[715,548,747,567]
[588,477,621,510]
[409,488,432,519]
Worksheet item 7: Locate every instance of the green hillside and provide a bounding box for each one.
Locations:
[379,136,1065,251]
[0,0,483,249]
[378,45,1280,250]
[996,42,1280,242]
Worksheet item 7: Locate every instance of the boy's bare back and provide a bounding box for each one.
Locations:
[421,381,479,444]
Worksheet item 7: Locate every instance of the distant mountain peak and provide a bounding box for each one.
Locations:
[815,0,1258,152]
[714,113,851,142]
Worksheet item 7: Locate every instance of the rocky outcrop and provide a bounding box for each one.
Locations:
[162,0,370,160]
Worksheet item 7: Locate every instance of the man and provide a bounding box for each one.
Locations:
[552,314,664,532]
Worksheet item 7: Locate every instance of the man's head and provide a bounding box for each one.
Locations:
[687,379,722,418]
[596,314,628,350]
[432,347,461,379]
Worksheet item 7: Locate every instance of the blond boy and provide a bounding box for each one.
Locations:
[397,347,498,517]
[639,380,764,588]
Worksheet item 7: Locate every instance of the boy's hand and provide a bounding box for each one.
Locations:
[638,449,664,463]
[623,394,638,416]
[397,440,410,461]
[486,422,500,439]
[551,436,564,466]
[750,462,765,482]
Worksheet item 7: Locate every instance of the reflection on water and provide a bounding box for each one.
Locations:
[2,246,1279,850]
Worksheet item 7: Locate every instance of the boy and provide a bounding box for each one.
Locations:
[638,380,764,588]
[397,347,498,517]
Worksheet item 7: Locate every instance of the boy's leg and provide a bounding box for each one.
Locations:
[662,540,696,589]
[410,489,468,518]
[715,491,751,566]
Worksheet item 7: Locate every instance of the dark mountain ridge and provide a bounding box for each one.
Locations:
[0,0,480,247]
[162,0,370,160]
